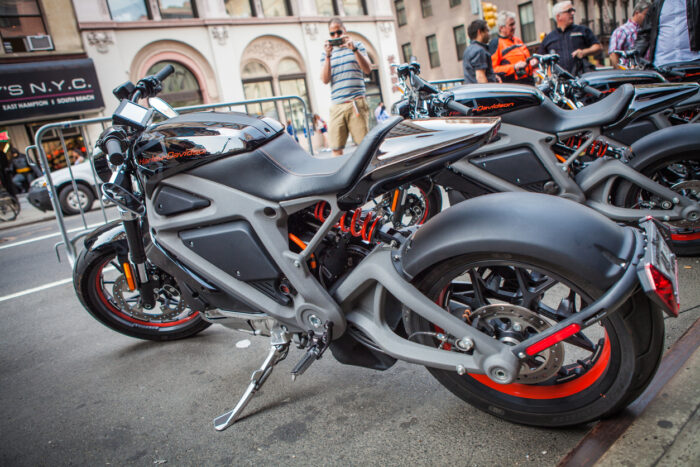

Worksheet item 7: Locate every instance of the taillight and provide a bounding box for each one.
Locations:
[525,323,581,356]
[645,264,679,317]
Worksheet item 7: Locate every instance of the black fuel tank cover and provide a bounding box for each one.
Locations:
[154,186,210,216]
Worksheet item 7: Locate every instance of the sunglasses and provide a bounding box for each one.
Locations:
[329,31,343,37]
[565,8,576,14]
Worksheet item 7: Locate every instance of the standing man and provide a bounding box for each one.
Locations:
[634,0,700,67]
[489,11,539,84]
[463,19,502,84]
[321,17,372,156]
[538,1,602,76]
[608,1,651,68]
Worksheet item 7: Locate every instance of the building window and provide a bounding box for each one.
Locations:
[277,59,311,132]
[260,0,291,16]
[449,0,461,6]
[315,0,337,15]
[426,34,439,68]
[401,42,412,63]
[147,61,203,108]
[0,0,48,53]
[158,0,196,18]
[106,0,150,21]
[225,0,254,17]
[394,0,406,27]
[343,0,367,15]
[453,25,466,60]
[421,0,432,18]
[518,2,536,43]
[241,62,278,119]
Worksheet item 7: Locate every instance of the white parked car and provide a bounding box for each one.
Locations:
[28,161,101,215]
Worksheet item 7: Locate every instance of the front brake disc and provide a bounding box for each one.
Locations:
[112,276,185,322]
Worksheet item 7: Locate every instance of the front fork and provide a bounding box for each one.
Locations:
[107,165,157,308]
[121,213,157,309]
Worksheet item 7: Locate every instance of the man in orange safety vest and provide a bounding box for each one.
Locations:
[488,11,539,85]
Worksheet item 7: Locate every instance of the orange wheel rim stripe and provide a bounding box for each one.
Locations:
[95,266,199,327]
[671,231,700,241]
[468,333,611,399]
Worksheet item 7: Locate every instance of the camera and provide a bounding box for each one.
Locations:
[329,38,344,46]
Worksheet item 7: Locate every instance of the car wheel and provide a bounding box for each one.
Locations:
[59,184,94,215]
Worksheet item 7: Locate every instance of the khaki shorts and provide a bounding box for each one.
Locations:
[329,97,369,151]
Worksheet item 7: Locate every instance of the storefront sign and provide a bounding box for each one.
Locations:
[0,58,104,124]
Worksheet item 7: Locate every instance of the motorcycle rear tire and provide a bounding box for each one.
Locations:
[614,151,700,256]
[404,253,664,427]
[74,244,210,341]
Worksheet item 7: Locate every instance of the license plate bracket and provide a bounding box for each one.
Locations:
[637,219,679,316]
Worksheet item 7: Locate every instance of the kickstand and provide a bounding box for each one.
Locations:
[214,330,290,431]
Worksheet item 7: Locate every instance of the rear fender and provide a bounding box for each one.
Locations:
[628,123,700,171]
[399,192,636,293]
[606,83,699,132]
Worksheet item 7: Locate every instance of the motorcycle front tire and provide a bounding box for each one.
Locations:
[74,242,211,341]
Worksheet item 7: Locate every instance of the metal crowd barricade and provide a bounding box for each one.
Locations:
[26,95,310,266]
[429,79,465,90]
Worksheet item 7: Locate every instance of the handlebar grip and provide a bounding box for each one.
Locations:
[446,100,471,116]
[105,138,125,166]
[582,85,603,99]
[154,64,175,82]
[667,69,686,78]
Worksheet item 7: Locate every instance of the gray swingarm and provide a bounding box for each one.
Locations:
[333,247,520,382]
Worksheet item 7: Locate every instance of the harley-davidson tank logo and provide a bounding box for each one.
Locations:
[473,102,514,113]
[140,148,206,164]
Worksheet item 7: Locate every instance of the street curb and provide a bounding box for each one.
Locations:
[557,315,700,467]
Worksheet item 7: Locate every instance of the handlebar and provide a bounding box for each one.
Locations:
[533,53,560,65]
[97,127,128,166]
[445,99,471,116]
[581,85,603,98]
[105,138,125,166]
[154,64,175,83]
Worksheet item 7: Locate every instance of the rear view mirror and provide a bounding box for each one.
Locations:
[149,97,179,119]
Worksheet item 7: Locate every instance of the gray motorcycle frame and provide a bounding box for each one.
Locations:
[448,122,699,223]
[146,172,521,382]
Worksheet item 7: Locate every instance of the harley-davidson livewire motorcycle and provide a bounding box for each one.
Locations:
[392,62,700,255]
[75,66,679,432]
[534,53,700,145]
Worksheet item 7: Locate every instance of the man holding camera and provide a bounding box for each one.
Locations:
[321,17,372,156]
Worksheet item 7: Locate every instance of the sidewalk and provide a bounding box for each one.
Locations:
[0,194,55,231]
[560,316,700,466]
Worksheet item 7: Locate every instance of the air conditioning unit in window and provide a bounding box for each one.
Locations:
[24,35,54,51]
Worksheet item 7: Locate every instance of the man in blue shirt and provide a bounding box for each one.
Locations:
[538,1,602,76]
[463,19,501,84]
[321,18,372,156]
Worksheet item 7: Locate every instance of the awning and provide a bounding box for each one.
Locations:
[0,58,105,124]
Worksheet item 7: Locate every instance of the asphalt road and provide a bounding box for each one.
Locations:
[0,208,698,466]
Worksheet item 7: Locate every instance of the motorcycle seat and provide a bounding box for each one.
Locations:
[502,83,635,133]
[190,116,404,201]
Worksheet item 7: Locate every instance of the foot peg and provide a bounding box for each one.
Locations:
[214,329,290,431]
[291,322,333,381]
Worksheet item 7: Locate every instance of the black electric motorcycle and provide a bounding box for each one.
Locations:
[74,66,678,432]
[393,61,700,255]
[535,53,700,145]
